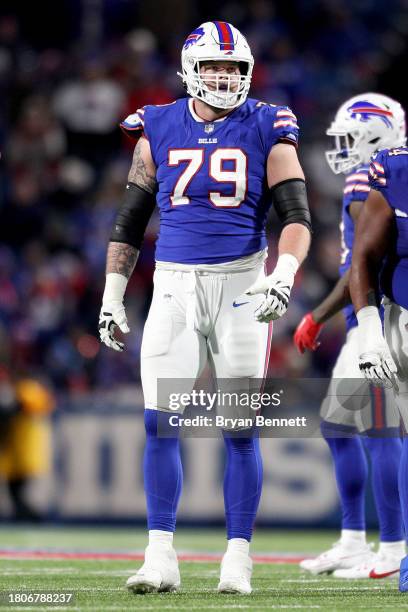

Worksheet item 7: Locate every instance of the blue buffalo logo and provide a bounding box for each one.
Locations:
[184,27,205,49]
[347,101,393,128]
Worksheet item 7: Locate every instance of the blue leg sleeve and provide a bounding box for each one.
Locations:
[223,433,263,541]
[143,409,183,532]
[363,435,403,542]
[321,421,367,530]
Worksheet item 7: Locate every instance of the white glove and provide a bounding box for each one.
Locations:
[356,306,397,386]
[99,273,130,352]
[245,254,299,322]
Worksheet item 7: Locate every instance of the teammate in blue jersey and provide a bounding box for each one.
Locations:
[350,145,408,591]
[294,94,406,578]
[98,21,312,595]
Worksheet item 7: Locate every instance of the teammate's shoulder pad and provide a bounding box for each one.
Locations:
[372,146,408,186]
[343,164,370,200]
[383,146,408,162]
[369,150,388,190]
[371,149,389,165]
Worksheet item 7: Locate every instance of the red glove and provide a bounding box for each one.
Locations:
[294,313,323,354]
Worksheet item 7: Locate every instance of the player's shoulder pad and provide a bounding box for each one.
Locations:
[343,163,370,200]
[120,100,178,140]
[252,100,298,125]
[368,149,390,190]
[370,146,408,190]
[250,100,299,148]
[120,107,147,140]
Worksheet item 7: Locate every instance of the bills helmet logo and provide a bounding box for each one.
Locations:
[347,101,394,128]
[184,27,205,49]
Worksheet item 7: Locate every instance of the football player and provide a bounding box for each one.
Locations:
[294,94,406,578]
[99,21,311,594]
[350,145,408,591]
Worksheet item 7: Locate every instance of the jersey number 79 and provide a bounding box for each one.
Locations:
[168,148,247,208]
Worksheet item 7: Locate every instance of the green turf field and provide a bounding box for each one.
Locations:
[0,527,406,611]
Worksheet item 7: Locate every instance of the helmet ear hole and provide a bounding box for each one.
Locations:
[369,137,380,144]
[238,61,248,75]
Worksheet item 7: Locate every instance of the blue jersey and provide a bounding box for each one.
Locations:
[339,164,370,331]
[369,147,408,310]
[120,97,299,264]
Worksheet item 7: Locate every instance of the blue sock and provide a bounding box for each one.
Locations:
[363,435,403,542]
[399,438,408,591]
[321,421,367,531]
[400,555,408,591]
[399,437,408,538]
[143,409,183,532]
[223,433,263,541]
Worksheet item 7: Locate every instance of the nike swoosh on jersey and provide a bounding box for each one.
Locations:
[233,301,249,308]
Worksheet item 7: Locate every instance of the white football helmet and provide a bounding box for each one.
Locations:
[325,93,406,174]
[178,21,254,110]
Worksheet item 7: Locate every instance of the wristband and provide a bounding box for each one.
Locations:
[102,273,128,304]
[273,253,300,277]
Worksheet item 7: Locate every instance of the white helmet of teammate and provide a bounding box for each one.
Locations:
[325,93,406,174]
[178,21,254,110]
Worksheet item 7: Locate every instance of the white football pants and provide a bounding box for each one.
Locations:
[320,326,400,432]
[384,298,408,430]
[141,266,272,411]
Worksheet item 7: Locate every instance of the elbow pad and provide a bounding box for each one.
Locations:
[270,178,312,233]
[110,183,156,248]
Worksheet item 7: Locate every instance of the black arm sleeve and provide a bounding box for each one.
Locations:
[269,178,312,232]
[109,182,156,248]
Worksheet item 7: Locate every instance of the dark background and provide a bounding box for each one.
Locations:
[1,0,407,392]
[0,0,405,525]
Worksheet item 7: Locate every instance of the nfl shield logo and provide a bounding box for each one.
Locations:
[204,123,214,134]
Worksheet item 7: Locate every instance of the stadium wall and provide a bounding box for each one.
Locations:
[0,394,381,528]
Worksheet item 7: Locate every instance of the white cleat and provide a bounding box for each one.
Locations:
[369,551,404,579]
[126,543,180,594]
[299,541,374,575]
[332,550,378,578]
[218,551,253,595]
[334,550,404,579]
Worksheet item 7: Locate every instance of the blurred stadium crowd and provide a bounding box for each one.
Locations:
[1,0,408,394]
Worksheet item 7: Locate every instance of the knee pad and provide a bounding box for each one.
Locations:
[221,329,263,377]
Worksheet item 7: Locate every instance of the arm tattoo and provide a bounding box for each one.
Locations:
[106,242,139,278]
[128,139,157,194]
[105,140,153,277]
